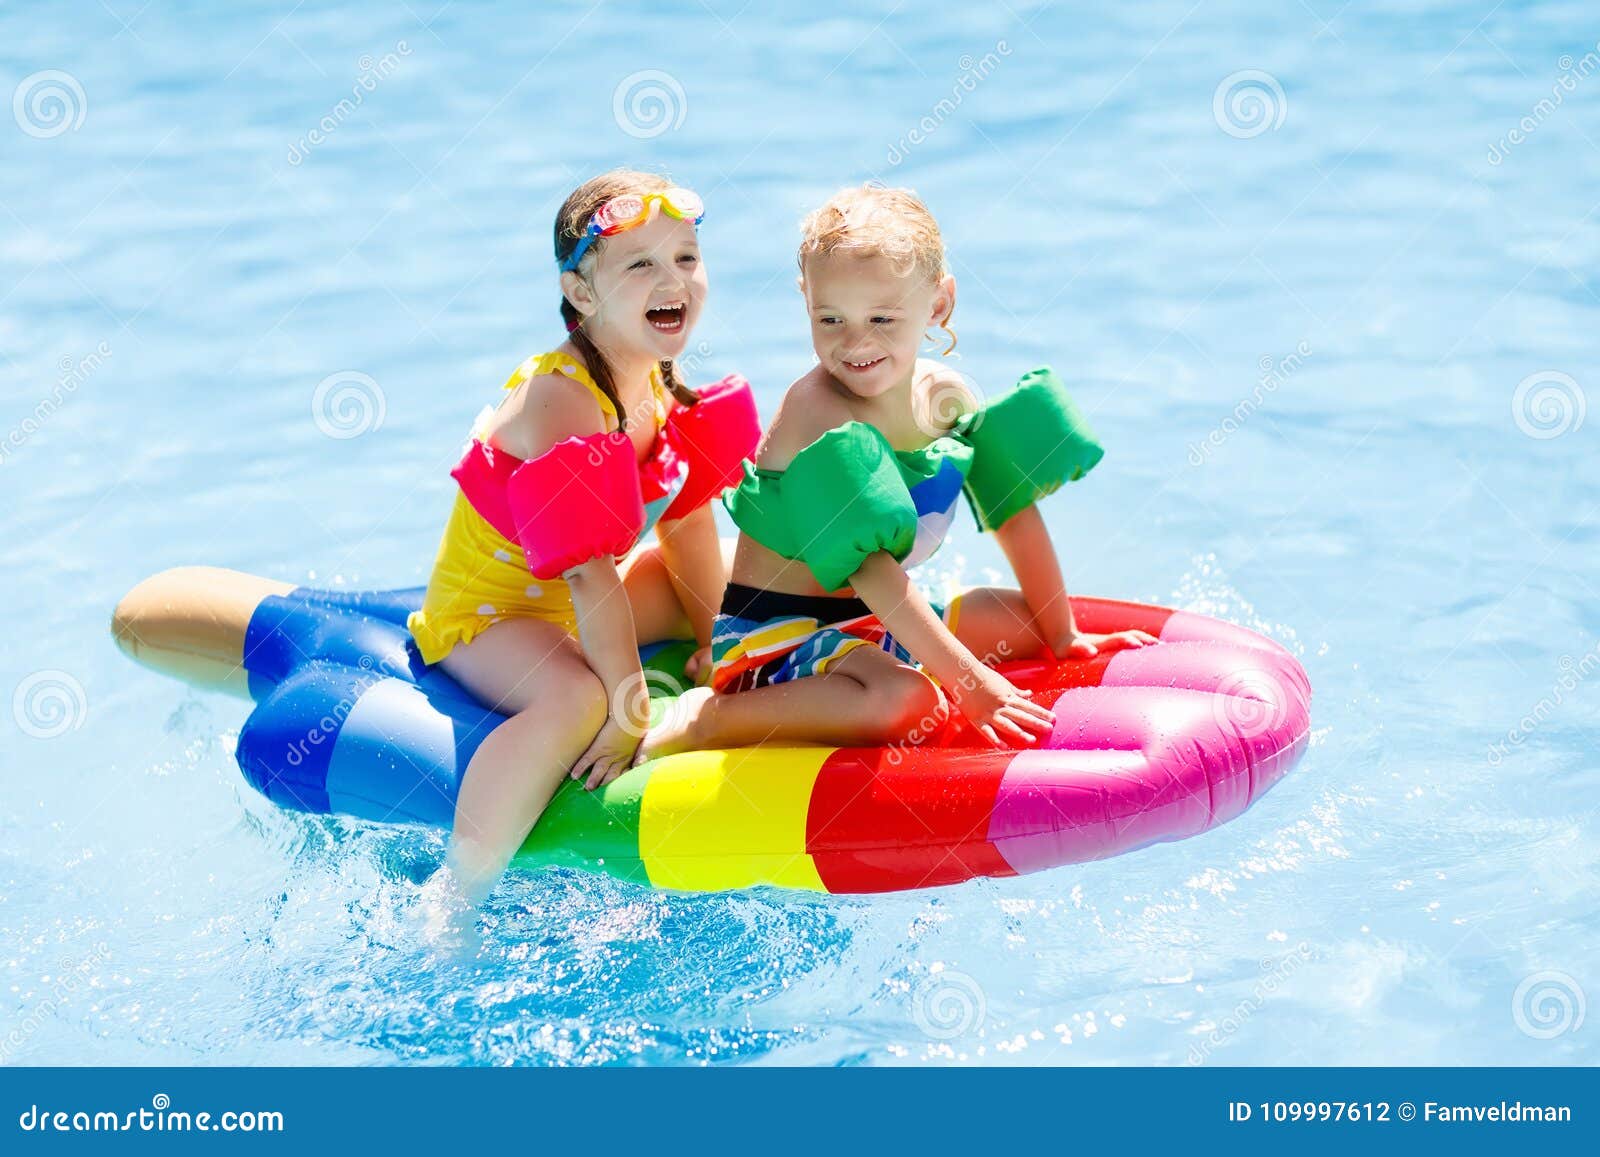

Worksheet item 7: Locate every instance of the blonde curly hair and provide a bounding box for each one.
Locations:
[799,185,949,280]
[798,184,955,352]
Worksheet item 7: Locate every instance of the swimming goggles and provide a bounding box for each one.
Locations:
[559,188,705,272]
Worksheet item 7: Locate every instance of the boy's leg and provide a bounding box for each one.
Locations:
[637,640,945,758]
[941,586,1053,665]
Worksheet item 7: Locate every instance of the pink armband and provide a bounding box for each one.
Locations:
[658,374,761,522]
[506,433,645,579]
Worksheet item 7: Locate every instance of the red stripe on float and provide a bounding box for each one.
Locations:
[805,746,1017,893]
[932,655,1114,748]
[813,840,1017,894]
[1068,597,1176,638]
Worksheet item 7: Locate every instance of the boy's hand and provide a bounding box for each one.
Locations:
[1054,628,1160,660]
[947,664,1056,748]
[684,644,714,686]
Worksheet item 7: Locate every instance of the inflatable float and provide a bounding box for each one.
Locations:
[111,567,1311,894]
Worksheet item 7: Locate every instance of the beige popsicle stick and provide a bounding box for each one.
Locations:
[111,567,295,698]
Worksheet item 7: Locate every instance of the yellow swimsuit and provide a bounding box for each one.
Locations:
[406,351,671,666]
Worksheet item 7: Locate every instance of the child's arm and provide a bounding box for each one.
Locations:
[496,372,648,788]
[650,375,761,682]
[564,557,648,788]
[993,504,1158,659]
[958,366,1156,659]
[655,503,721,681]
[849,552,1055,748]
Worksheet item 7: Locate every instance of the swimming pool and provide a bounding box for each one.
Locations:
[2,0,1594,1065]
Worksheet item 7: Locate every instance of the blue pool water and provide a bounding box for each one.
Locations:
[2,1,1596,1065]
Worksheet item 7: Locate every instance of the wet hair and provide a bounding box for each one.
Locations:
[554,168,698,429]
[797,184,956,353]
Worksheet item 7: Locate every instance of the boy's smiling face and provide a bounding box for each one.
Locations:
[802,251,953,400]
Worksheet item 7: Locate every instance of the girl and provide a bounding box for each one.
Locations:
[639,184,1155,760]
[409,169,758,915]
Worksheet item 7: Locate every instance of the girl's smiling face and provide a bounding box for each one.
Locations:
[564,210,707,361]
[802,250,954,399]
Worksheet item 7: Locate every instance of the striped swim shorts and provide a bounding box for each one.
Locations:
[708,581,958,694]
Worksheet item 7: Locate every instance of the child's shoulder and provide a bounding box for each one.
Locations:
[488,356,612,459]
[912,358,981,431]
[756,366,860,470]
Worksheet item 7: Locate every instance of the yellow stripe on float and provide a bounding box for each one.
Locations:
[639,746,831,892]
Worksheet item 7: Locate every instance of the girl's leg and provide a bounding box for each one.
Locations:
[638,643,945,758]
[617,546,692,644]
[942,586,1052,665]
[438,617,608,903]
[618,537,738,644]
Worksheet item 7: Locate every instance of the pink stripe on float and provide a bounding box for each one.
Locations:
[985,685,1217,874]
[1159,610,1295,657]
[985,634,1313,875]
[987,747,1174,874]
[1100,639,1313,714]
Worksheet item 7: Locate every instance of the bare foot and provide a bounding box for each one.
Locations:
[633,685,713,765]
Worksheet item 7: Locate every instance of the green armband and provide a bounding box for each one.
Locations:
[723,422,918,591]
[960,366,1104,531]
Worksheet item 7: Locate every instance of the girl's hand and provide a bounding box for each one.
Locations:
[570,715,643,791]
[1055,629,1160,660]
[947,664,1056,748]
[683,644,714,687]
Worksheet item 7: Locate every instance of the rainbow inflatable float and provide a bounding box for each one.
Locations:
[112,567,1311,894]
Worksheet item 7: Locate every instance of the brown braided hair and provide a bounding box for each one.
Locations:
[555,169,699,431]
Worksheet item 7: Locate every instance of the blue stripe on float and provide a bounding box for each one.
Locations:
[324,679,501,827]
[236,664,348,814]
[242,591,431,694]
[235,586,512,822]
[241,595,315,687]
[237,659,504,823]
[283,584,426,627]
